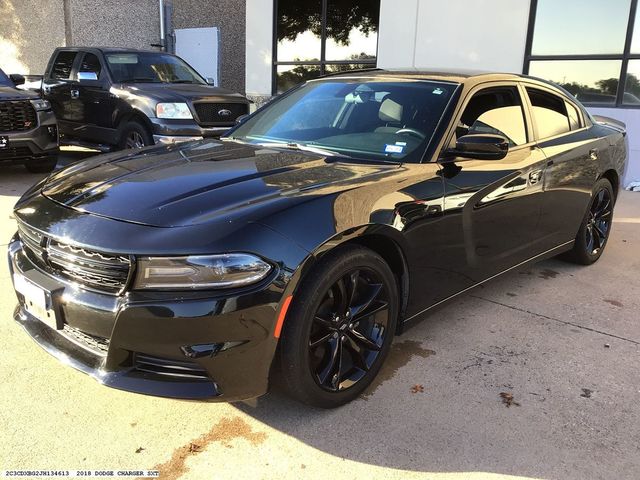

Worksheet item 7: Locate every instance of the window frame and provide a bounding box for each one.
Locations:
[271,0,380,95]
[523,0,640,108]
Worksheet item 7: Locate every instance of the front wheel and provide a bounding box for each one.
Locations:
[278,245,399,408]
[563,178,614,265]
[119,121,154,150]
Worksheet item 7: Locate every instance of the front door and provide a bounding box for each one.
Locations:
[76,52,117,144]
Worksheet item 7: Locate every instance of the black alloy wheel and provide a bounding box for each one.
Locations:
[278,245,398,408]
[309,268,390,392]
[564,178,615,265]
[119,121,153,150]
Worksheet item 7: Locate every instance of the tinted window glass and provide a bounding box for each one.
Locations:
[51,51,77,80]
[532,0,631,55]
[80,53,102,77]
[325,0,378,61]
[105,52,205,84]
[231,80,456,163]
[528,60,622,106]
[457,87,527,146]
[622,60,640,105]
[526,88,571,139]
[0,68,11,87]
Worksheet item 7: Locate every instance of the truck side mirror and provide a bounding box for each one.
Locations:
[9,74,25,86]
[206,77,215,86]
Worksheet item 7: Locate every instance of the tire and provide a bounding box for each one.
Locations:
[563,178,615,265]
[119,121,153,150]
[25,156,57,173]
[278,245,399,408]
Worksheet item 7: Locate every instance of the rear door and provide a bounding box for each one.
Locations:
[522,85,601,250]
[432,82,550,298]
[43,50,81,134]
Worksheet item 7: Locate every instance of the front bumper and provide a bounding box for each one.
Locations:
[0,110,59,164]
[8,235,284,401]
[149,118,233,140]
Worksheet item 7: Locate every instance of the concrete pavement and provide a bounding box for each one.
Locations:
[0,160,639,480]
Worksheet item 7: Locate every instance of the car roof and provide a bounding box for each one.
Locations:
[54,46,170,55]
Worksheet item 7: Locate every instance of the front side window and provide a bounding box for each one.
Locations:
[525,0,640,107]
[526,88,572,139]
[79,53,102,78]
[229,79,457,163]
[105,53,205,84]
[456,87,527,147]
[274,0,380,94]
[0,68,11,87]
[51,51,77,80]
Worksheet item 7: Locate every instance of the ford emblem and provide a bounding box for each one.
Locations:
[218,109,232,117]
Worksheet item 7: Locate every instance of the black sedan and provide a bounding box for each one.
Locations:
[9,70,626,408]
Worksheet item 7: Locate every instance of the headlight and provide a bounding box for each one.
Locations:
[30,99,51,111]
[133,254,272,290]
[156,102,193,119]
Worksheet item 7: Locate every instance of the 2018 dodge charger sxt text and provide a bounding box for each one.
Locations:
[9,70,626,408]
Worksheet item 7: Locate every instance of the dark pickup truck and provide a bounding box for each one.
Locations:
[0,68,58,172]
[41,47,251,150]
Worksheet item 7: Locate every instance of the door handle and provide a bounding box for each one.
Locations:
[70,88,80,99]
[589,148,598,160]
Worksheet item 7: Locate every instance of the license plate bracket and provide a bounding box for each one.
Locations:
[14,270,64,330]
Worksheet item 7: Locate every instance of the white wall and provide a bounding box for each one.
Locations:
[378,0,531,73]
[589,107,640,185]
[245,0,273,98]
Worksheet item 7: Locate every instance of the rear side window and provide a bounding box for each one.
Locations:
[51,51,77,80]
[79,53,102,78]
[566,101,582,130]
[526,87,573,139]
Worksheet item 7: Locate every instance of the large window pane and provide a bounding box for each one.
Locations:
[532,0,631,55]
[277,0,322,61]
[276,65,321,93]
[528,60,622,105]
[325,0,379,61]
[623,60,640,104]
[631,5,640,53]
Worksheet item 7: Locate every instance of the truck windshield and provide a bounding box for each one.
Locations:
[0,69,12,87]
[227,79,458,163]
[105,52,206,84]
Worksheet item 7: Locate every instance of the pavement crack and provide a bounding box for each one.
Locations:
[470,295,640,346]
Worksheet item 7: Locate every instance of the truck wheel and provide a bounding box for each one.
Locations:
[25,156,57,173]
[119,121,153,150]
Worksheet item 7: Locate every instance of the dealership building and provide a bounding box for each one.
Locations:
[2,0,639,183]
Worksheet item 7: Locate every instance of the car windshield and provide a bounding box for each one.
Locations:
[105,52,206,84]
[228,79,458,163]
[0,68,12,87]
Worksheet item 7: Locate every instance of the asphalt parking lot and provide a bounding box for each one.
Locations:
[1,152,639,480]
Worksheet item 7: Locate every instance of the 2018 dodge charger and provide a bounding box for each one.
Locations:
[9,70,626,408]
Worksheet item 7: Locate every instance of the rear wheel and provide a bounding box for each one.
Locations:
[564,178,614,265]
[119,121,153,150]
[25,156,57,173]
[279,245,398,408]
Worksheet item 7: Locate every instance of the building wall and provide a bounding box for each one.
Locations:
[0,0,66,75]
[67,0,160,51]
[173,0,246,93]
[377,0,531,73]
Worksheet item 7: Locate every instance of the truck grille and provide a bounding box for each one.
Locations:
[193,102,248,126]
[18,222,132,295]
[0,100,37,132]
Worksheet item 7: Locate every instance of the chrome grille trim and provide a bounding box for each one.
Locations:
[17,222,133,295]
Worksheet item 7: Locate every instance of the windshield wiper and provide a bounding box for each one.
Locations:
[254,142,348,158]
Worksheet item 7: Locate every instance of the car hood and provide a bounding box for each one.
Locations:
[0,86,37,100]
[40,140,399,227]
[120,82,249,104]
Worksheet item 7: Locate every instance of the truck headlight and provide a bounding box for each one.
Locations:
[156,102,193,119]
[133,254,272,290]
[30,99,51,111]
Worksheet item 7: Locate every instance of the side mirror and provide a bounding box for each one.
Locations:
[78,71,98,82]
[9,74,25,86]
[447,134,509,160]
[206,77,215,86]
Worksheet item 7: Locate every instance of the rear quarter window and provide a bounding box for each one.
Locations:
[526,87,573,139]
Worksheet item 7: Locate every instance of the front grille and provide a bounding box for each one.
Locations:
[0,146,33,160]
[62,324,109,355]
[193,102,248,126]
[134,353,209,380]
[17,222,132,295]
[0,100,37,132]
